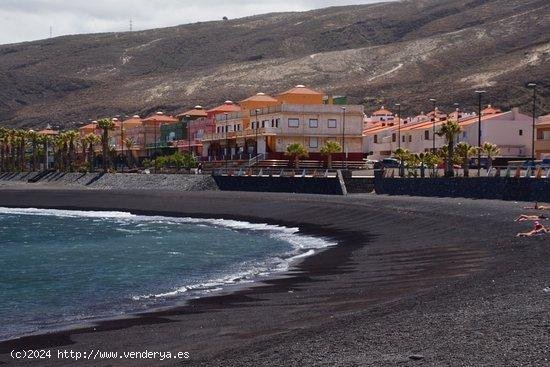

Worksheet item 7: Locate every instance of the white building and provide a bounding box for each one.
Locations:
[364,106,534,159]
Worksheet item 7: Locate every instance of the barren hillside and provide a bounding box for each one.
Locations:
[0,0,548,128]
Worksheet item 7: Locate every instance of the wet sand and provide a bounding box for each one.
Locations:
[0,188,548,366]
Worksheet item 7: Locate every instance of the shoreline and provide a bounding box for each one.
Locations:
[0,188,548,366]
[0,209,343,344]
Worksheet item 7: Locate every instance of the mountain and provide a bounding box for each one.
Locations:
[0,0,548,129]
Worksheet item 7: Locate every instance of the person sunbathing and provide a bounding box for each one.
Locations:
[523,202,549,210]
[516,222,548,237]
[515,214,548,222]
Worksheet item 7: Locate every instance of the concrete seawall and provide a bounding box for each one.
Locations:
[375,176,550,202]
[213,175,346,195]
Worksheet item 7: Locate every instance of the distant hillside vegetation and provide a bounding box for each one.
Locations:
[0,0,548,128]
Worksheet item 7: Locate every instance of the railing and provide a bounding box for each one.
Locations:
[247,153,265,167]
[379,166,550,179]
[213,167,340,178]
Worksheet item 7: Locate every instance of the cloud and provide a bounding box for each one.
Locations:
[0,0,385,45]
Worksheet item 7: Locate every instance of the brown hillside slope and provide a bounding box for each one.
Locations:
[0,0,548,128]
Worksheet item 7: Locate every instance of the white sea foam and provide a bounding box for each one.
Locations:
[0,207,337,301]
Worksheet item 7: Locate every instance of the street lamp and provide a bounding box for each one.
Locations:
[395,103,401,150]
[475,90,486,176]
[255,109,260,156]
[224,112,229,169]
[429,98,436,153]
[121,118,125,173]
[342,106,347,169]
[186,115,192,157]
[527,83,537,162]
[454,103,460,121]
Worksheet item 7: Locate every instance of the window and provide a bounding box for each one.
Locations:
[402,135,406,143]
[374,135,378,144]
[462,131,467,138]
[519,129,523,136]
[309,137,318,148]
[424,130,430,140]
[288,118,299,128]
[408,135,412,143]
[262,120,266,128]
[328,119,337,128]
[392,133,396,143]
[275,118,280,128]
[309,119,318,128]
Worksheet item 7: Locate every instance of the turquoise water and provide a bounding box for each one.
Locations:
[0,208,333,340]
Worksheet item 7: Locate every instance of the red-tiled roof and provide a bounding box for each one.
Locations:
[277,85,323,96]
[207,101,242,114]
[240,92,279,103]
[177,106,208,118]
[142,112,178,123]
[482,105,501,115]
[372,106,393,116]
[38,129,59,136]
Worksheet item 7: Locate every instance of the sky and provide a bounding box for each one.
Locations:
[0,0,387,45]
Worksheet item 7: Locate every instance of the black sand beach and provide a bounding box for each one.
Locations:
[0,188,548,366]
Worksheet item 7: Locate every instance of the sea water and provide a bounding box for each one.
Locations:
[0,208,334,340]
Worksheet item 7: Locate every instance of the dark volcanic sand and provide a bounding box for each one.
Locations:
[0,188,548,366]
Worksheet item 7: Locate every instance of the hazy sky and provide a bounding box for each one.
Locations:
[0,0,387,45]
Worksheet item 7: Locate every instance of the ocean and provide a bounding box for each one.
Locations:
[0,207,334,340]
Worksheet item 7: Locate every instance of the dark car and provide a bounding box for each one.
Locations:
[374,158,400,169]
[468,157,490,169]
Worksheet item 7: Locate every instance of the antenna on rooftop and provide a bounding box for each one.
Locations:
[49,25,53,38]
[129,18,133,32]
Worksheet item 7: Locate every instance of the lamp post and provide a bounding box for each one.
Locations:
[429,99,436,153]
[429,98,436,176]
[186,115,192,157]
[527,83,537,162]
[342,106,347,168]
[395,103,401,150]
[475,90,486,176]
[154,120,158,158]
[224,112,229,169]
[120,118,125,173]
[255,109,260,156]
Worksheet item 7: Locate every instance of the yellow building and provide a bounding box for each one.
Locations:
[535,114,550,159]
[202,85,364,161]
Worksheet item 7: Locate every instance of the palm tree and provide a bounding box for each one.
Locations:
[26,130,40,171]
[39,134,53,170]
[437,120,461,177]
[481,142,500,169]
[64,130,79,171]
[320,140,342,169]
[394,147,410,177]
[124,137,136,168]
[83,133,100,172]
[285,143,308,169]
[0,127,8,171]
[15,130,29,171]
[456,142,477,177]
[97,118,115,172]
[52,134,67,171]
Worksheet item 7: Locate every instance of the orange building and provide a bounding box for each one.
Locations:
[141,112,178,157]
[276,85,324,105]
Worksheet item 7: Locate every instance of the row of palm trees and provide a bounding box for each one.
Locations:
[394,120,500,177]
[285,140,343,169]
[0,118,138,173]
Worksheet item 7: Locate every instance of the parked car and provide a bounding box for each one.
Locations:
[468,157,490,169]
[437,162,462,169]
[374,158,400,169]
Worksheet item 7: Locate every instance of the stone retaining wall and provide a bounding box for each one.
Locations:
[374,176,550,202]
[0,172,218,191]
